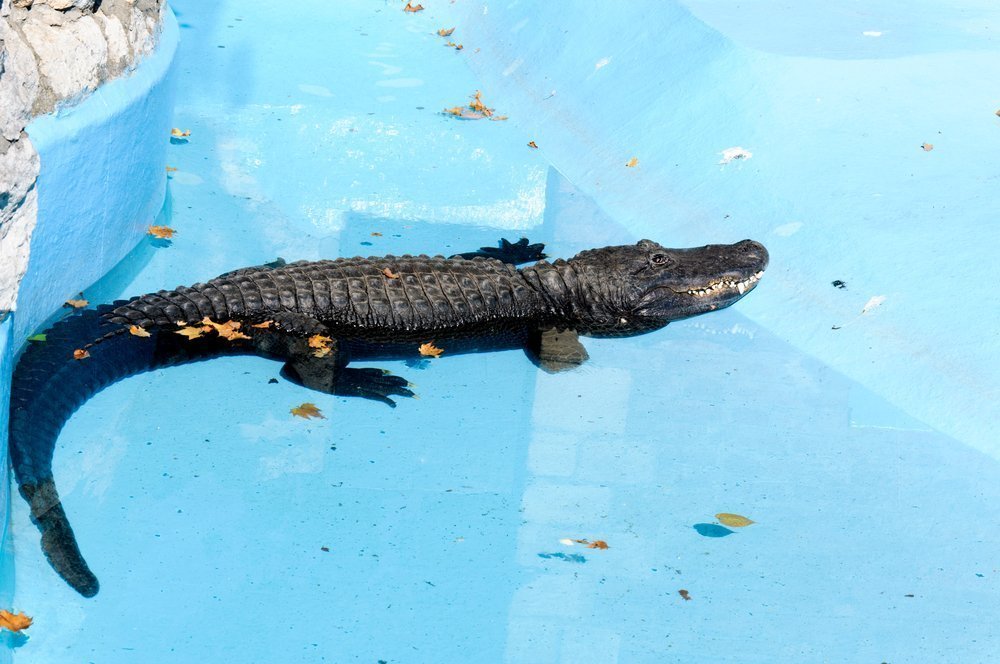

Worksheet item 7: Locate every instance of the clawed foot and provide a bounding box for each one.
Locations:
[452,237,547,265]
[334,368,415,407]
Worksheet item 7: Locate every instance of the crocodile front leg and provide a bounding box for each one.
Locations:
[526,327,589,373]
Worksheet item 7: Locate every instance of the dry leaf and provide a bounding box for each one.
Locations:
[65,298,88,308]
[419,341,444,358]
[382,267,400,279]
[175,325,207,340]
[626,157,639,168]
[201,317,251,341]
[0,610,32,632]
[371,231,383,237]
[490,115,508,121]
[445,41,463,50]
[571,538,609,549]
[403,2,424,11]
[308,334,334,358]
[438,27,455,37]
[528,141,538,149]
[678,589,691,601]
[73,349,90,360]
[129,325,151,338]
[170,128,191,138]
[166,166,178,173]
[291,402,325,419]
[148,225,176,239]
[921,142,934,151]
[716,513,755,528]
[251,320,274,329]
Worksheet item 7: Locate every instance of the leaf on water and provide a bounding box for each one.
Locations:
[382,267,400,279]
[861,295,886,315]
[444,91,504,121]
[147,225,176,239]
[571,538,609,549]
[403,2,424,12]
[73,349,90,360]
[921,142,934,151]
[371,231,383,237]
[716,513,755,528]
[129,325,151,338]
[438,27,455,37]
[445,41,463,50]
[528,141,538,149]
[170,128,191,138]
[166,166,178,173]
[0,610,32,632]
[28,334,47,342]
[291,402,325,419]
[419,341,444,358]
[175,325,208,340]
[308,334,334,358]
[251,320,274,329]
[201,317,251,341]
[678,589,691,601]
[626,157,639,168]
[65,298,88,308]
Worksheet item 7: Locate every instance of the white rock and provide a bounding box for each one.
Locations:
[0,139,40,312]
[38,0,95,10]
[96,12,129,69]
[21,14,108,99]
[0,22,41,141]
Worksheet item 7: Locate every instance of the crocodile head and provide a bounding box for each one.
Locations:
[566,239,769,336]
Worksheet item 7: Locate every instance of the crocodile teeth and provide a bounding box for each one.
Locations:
[738,282,746,295]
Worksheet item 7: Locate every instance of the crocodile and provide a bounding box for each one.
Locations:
[7,236,768,597]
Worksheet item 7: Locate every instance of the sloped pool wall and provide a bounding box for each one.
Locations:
[0,9,179,615]
[445,0,1000,457]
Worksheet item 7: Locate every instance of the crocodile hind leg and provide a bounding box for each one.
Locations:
[525,327,589,373]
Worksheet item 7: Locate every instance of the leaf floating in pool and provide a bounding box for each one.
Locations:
[65,297,88,309]
[129,325,151,338]
[382,267,400,279]
[443,91,506,121]
[371,231,383,237]
[419,341,444,358]
[678,589,692,601]
[73,349,90,360]
[437,27,455,37]
[921,142,934,151]
[527,141,539,149]
[0,610,32,632]
[571,538,610,549]
[170,128,191,138]
[147,225,177,239]
[445,41,464,50]
[291,402,325,420]
[27,334,47,342]
[693,523,735,538]
[201,317,250,341]
[166,166,178,173]
[308,334,334,358]
[716,513,755,528]
[626,157,639,168]
[403,2,424,12]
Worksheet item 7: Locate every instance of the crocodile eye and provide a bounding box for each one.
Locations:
[650,253,671,266]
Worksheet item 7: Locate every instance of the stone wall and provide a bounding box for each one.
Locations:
[0,0,165,313]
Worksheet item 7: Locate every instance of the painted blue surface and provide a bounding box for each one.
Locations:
[5,1,1000,662]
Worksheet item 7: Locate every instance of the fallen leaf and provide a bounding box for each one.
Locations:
[308,334,334,358]
[403,2,424,11]
[251,320,274,329]
[716,513,755,528]
[175,326,207,340]
[626,157,639,168]
[419,341,444,358]
[165,166,178,173]
[64,298,88,309]
[291,402,325,419]
[73,349,90,360]
[527,141,538,149]
[445,106,466,117]
[587,540,609,550]
[678,589,691,601]
[147,225,176,239]
[861,295,886,315]
[445,41,463,50]
[438,27,455,37]
[28,334,47,342]
[170,128,191,138]
[0,610,32,632]
[129,325,151,338]
[201,317,251,341]
[382,267,400,279]
[921,142,934,151]
[371,231,383,237]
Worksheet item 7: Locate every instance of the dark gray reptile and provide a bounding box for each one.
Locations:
[8,236,768,597]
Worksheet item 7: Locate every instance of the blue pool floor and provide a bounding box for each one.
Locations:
[7,1,1000,662]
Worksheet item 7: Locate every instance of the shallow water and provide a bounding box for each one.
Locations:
[7,1,1000,662]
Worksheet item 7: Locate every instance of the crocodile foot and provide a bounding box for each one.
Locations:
[333,368,415,407]
[452,237,547,265]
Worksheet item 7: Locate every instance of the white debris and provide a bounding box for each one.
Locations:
[594,57,611,71]
[862,31,883,37]
[719,146,753,165]
[861,295,887,315]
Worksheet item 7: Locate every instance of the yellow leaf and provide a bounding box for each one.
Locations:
[572,538,609,549]
[64,298,89,309]
[438,27,455,37]
[921,142,934,151]
[382,267,400,279]
[73,349,90,360]
[626,157,639,168]
[678,589,691,601]
[716,512,755,528]
[371,231,383,237]
[419,341,444,358]
[170,128,191,138]
[165,166,178,173]
[200,317,251,341]
[129,325,151,338]
[308,334,334,358]
[175,326,206,340]
[291,402,325,419]
[403,2,424,11]
[148,225,176,239]
[251,320,274,329]
[0,610,32,632]
[527,141,538,149]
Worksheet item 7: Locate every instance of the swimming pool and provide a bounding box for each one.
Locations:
[5,1,1000,661]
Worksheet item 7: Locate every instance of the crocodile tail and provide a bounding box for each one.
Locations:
[8,300,242,597]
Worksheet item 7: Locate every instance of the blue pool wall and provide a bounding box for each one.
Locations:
[445,0,1000,455]
[0,7,179,603]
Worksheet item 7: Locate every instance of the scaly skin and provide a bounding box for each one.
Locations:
[8,237,768,597]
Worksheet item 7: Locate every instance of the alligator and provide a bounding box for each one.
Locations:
[8,236,768,597]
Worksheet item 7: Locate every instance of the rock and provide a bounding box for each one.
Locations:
[96,12,129,72]
[37,0,96,11]
[0,21,40,141]
[21,13,108,103]
[0,137,40,312]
